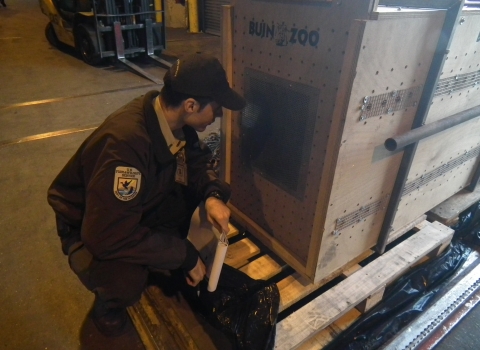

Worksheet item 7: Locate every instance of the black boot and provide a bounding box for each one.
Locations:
[0,1,6,7]
[91,297,130,337]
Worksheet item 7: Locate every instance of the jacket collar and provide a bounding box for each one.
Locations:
[142,91,174,165]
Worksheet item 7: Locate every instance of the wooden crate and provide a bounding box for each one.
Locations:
[128,220,454,350]
[221,1,480,283]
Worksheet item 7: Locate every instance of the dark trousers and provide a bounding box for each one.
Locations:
[68,242,149,309]
[56,193,201,309]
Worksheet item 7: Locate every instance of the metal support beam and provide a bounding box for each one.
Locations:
[376,0,465,254]
[385,105,480,151]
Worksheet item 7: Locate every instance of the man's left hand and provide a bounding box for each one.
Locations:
[205,197,231,234]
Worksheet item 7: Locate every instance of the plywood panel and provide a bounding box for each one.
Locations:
[424,12,480,124]
[393,118,480,231]
[315,11,445,282]
[231,0,371,266]
[229,0,375,277]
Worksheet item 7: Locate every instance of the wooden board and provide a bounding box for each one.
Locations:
[128,288,199,350]
[428,185,480,226]
[225,238,260,268]
[275,221,454,349]
[297,308,362,350]
[277,248,374,312]
[387,214,427,244]
[239,254,285,280]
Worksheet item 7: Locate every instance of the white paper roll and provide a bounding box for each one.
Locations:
[207,231,229,292]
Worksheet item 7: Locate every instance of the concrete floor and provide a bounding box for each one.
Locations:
[0,1,221,349]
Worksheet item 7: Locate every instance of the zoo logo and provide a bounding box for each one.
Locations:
[249,21,320,48]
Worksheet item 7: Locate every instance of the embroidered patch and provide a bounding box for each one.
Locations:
[113,166,141,201]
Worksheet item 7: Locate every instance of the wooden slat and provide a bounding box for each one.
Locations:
[225,238,260,268]
[239,254,285,280]
[356,285,386,313]
[226,223,239,238]
[297,308,362,350]
[341,264,362,278]
[275,221,454,349]
[127,303,161,350]
[145,287,199,350]
[127,288,199,350]
[387,214,427,244]
[277,273,320,312]
[278,248,374,313]
[428,186,480,226]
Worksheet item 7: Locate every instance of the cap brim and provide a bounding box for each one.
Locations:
[215,88,246,111]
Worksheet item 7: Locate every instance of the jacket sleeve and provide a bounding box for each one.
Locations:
[80,137,196,270]
[183,127,231,202]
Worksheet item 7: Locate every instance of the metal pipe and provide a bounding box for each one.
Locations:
[376,0,465,254]
[385,105,480,151]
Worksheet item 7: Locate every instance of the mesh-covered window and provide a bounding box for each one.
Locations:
[240,68,320,199]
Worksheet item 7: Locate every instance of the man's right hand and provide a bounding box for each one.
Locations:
[186,257,206,287]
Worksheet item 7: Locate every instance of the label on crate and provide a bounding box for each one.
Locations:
[248,20,320,48]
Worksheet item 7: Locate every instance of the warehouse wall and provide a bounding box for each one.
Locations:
[165,0,186,28]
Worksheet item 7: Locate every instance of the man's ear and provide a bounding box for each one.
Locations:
[184,98,197,113]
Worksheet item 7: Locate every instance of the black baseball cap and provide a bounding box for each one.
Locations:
[165,54,246,111]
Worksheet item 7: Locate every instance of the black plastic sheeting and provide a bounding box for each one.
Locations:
[324,201,480,350]
[186,264,280,350]
[451,200,480,247]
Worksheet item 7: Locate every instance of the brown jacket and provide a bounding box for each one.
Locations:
[47,90,230,270]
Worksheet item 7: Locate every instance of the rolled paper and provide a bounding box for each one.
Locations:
[207,230,229,292]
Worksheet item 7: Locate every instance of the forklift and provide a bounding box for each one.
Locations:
[39,0,172,83]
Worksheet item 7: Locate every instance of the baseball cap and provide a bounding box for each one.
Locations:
[165,54,246,111]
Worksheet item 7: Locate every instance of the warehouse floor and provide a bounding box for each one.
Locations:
[0,1,478,349]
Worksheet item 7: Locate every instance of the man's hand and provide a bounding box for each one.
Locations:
[186,257,206,287]
[205,197,231,234]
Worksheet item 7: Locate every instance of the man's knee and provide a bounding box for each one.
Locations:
[93,260,148,305]
[69,244,148,307]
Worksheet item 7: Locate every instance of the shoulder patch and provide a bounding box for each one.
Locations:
[114,166,142,201]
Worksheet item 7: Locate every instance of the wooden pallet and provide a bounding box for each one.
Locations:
[127,220,454,350]
[428,186,480,227]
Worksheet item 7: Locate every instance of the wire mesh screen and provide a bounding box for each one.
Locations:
[240,68,319,199]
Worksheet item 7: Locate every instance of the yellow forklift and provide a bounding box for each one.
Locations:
[39,0,171,83]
